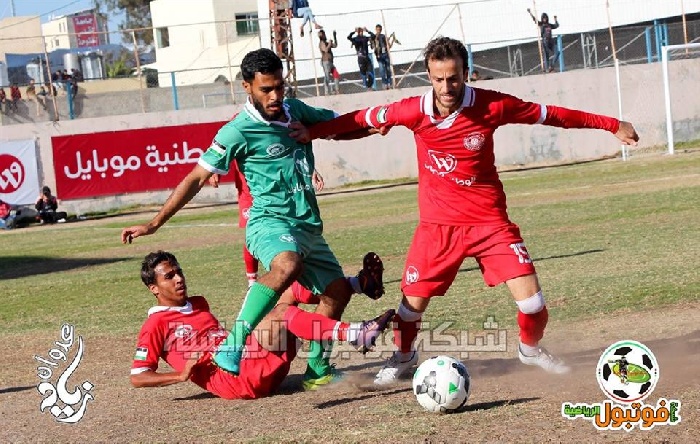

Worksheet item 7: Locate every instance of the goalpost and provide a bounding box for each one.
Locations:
[661,42,700,155]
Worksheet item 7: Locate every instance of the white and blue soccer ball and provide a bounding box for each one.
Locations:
[413,355,471,413]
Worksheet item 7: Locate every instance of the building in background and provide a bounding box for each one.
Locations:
[42,9,110,51]
[0,16,43,66]
[148,0,260,87]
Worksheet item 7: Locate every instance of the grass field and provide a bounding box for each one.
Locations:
[1,150,699,442]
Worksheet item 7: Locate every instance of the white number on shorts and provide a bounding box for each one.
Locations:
[509,242,532,264]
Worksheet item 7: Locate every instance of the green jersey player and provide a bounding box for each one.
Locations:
[121,49,384,387]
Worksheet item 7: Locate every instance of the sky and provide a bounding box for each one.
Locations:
[0,0,124,42]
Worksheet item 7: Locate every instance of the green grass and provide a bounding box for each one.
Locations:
[1,152,698,336]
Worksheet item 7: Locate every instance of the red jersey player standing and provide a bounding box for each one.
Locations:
[130,250,394,399]
[291,36,639,385]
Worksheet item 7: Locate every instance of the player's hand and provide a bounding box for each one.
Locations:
[615,121,639,146]
[121,224,155,244]
[312,170,325,192]
[369,126,392,136]
[289,121,312,143]
[208,173,221,188]
[180,352,201,382]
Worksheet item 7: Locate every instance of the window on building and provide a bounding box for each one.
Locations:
[156,27,170,48]
[235,13,259,36]
[54,38,60,48]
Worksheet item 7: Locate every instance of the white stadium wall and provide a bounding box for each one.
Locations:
[2,59,698,216]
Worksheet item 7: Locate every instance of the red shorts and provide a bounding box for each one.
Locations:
[401,222,536,297]
[201,332,297,400]
[238,199,252,228]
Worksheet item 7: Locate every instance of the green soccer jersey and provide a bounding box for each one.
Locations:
[199,98,337,233]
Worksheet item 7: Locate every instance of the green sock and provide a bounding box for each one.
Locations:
[218,282,280,354]
[304,340,333,379]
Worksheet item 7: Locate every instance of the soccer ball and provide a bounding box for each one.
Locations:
[413,356,470,413]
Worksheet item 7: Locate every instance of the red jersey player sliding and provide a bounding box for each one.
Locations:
[131,250,394,399]
[291,36,639,385]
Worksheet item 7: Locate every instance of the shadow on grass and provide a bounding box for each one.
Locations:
[314,387,411,409]
[385,249,605,284]
[459,397,540,413]
[173,392,218,401]
[0,385,34,395]
[0,256,132,280]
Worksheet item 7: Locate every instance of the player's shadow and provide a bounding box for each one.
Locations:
[313,387,411,409]
[0,256,131,280]
[172,392,218,401]
[384,249,605,284]
[459,396,540,413]
[0,385,34,395]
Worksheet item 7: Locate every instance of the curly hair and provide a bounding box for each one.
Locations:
[141,250,179,287]
[240,48,283,82]
[423,36,468,72]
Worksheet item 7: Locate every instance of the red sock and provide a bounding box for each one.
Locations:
[283,306,349,341]
[243,245,258,275]
[393,313,421,353]
[291,281,321,305]
[517,306,549,346]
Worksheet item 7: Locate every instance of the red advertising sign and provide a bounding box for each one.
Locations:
[72,13,99,48]
[52,122,235,200]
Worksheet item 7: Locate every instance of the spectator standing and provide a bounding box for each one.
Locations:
[318,30,340,95]
[0,87,7,113]
[292,0,322,38]
[25,79,42,116]
[528,9,560,72]
[37,85,48,112]
[373,24,395,89]
[9,83,21,113]
[348,27,375,90]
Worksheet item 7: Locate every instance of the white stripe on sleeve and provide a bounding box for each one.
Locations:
[536,104,547,124]
[365,107,377,128]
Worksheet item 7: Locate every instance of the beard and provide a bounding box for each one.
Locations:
[252,95,284,121]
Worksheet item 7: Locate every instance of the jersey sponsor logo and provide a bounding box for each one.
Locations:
[293,149,311,176]
[280,234,297,243]
[427,150,457,174]
[463,132,486,151]
[35,324,94,424]
[266,143,288,157]
[405,266,419,284]
[173,324,194,339]
[134,347,148,360]
[376,106,389,124]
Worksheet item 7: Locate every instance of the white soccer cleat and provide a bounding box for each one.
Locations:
[518,346,571,375]
[374,350,419,385]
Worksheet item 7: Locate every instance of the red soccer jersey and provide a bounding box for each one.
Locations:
[230,159,253,209]
[311,86,619,225]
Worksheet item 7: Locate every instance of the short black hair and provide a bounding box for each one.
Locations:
[240,48,283,82]
[141,250,179,287]
[423,36,469,73]
[42,186,51,195]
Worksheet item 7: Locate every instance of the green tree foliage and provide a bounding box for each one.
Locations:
[101,0,154,45]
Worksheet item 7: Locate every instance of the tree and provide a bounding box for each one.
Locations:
[102,0,155,45]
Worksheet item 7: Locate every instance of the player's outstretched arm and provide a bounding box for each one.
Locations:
[121,165,213,244]
[131,354,200,388]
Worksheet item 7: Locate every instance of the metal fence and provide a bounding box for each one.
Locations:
[1,5,699,125]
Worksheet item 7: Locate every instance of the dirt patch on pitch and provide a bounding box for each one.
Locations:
[2,304,697,443]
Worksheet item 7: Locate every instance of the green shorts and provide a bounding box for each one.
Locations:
[246,218,344,295]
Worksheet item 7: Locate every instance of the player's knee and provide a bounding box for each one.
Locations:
[270,252,304,282]
[515,290,545,314]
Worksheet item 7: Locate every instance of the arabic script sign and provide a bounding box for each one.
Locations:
[51,121,232,199]
[72,13,99,48]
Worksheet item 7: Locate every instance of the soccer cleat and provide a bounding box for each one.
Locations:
[357,252,385,300]
[518,346,571,375]
[350,309,396,354]
[373,350,419,386]
[212,348,242,376]
[302,365,343,391]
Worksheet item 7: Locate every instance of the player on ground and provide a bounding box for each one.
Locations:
[121,48,384,388]
[131,251,394,399]
[291,36,640,384]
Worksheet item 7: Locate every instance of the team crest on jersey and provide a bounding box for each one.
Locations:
[280,234,297,243]
[428,150,457,174]
[376,106,389,124]
[266,143,288,157]
[463,132,486,151]
[405,266,419,284]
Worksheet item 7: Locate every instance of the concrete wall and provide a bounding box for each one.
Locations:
[2,58,698,216]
